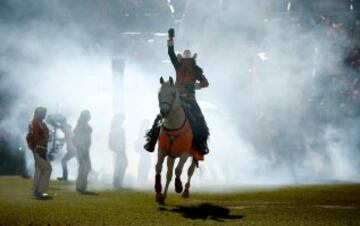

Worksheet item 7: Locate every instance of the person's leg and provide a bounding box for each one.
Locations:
[32,152,40,196]
[115,152,127,189]
[38,155,52,194]
[76,153,84,192]
[113,153,120,188]
[144,114,162,152]
[82,151,91,191]
[60,150,74,180]
[185,100,210,155]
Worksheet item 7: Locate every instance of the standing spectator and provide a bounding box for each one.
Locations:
[109,113,127,190]
[57,122,76,181]
[27,106,52,199]
[73,110,92,193]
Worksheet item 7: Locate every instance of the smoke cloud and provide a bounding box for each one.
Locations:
[0,0,359,190]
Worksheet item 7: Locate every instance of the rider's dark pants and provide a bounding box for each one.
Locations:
[181,96,209,155]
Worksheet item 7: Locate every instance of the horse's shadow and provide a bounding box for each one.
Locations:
[159,203,244,222]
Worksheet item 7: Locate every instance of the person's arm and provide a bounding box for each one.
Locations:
[194,66,209,89]
[168,41,179,69]
[167,28,179,69]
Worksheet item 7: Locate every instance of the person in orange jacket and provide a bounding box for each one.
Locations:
[28,106,52,199]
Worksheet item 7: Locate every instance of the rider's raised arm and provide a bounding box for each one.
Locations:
[195,66,209,89]
[167,39,179,69]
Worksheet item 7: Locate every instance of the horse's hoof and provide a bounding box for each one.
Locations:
[175,177,183,193]
[156,193,165,205]
[182,189,189,199]
[155,175,162,193]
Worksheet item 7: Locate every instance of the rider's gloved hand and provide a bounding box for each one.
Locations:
[168,28,175,39]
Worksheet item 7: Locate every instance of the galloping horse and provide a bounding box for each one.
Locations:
[155,76,198,204]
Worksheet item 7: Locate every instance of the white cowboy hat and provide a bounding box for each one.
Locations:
[183,49,197,59]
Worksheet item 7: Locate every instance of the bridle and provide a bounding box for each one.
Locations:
[159,89,178,116]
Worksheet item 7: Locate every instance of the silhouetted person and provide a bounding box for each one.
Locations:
[73,110,92,193]
[27,106,52,199]
[57,122,76,181]
[109,114,127,189]
[135,120,151,184]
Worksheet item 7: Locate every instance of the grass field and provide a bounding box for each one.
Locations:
[0,177,359,226]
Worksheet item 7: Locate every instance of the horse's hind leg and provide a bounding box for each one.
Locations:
[163,156,175,200]
[174,154,189,193]
[155,151,166,204]
[182,159,197,199]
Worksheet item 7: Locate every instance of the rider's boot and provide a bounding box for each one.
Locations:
[192,132,210,156]
[144,115,162,152]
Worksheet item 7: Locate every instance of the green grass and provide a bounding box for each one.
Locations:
[0,176,359,226]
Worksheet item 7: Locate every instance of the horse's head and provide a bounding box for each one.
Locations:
[158,76,180,118]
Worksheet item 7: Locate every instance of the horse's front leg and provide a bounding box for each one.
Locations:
[155,150,166,204]
[163,156,175,200]
[182,158,197,199]
[174,153,189,193]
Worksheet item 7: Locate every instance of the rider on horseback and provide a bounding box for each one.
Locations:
[145,28,210,156]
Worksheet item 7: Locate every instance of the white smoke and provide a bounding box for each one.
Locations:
[0,0,359,191]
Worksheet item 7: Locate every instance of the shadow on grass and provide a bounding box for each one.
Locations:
[159,203,244,222]
[79,191,99,196]
[32,196,53,201]
[49,187,65,191]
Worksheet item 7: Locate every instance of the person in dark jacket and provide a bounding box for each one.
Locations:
[144,28,210,156]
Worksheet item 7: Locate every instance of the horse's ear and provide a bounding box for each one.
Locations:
[160,77,164,84]
[169,76,174,86]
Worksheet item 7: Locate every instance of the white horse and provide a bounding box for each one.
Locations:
[155,76,197,204]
